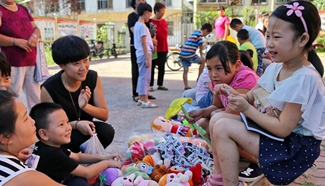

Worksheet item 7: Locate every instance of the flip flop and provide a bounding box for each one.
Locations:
[141,101,158,108]
[148,95,156,99]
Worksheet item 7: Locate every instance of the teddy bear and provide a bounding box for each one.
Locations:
[135,160,167,182]
[150,116,197,137]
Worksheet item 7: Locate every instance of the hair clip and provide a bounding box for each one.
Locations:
[285,2,308,33]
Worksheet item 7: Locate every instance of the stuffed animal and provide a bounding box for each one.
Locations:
[126,142,145,163]
[124,166,151,180]
[150,164,167,182]
[142,152,171,168]
[158,171,193,186]
[134,176,159,186]
[111,173,135,186]
[150,116,196,137]
[100,168,123,185]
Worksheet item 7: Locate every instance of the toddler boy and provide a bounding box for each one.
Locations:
[30,102,121,185]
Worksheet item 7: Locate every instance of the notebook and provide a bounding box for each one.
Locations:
[240,112,284,142]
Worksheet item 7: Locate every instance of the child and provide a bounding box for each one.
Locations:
[0,51,11,89]
[188,41,259,136]
[207,1,325,185]
[180,23,213,90]
[30,102,122,185]
[230,18,266,76]
[237,29,258,72]
[134,3,158,108]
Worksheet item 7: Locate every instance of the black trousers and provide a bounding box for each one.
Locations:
[64,121,115,153]
[150,52,168,86]
[131,46,139,97]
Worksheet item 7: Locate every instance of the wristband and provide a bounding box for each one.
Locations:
[31,34,37,38]
[13,38,15,46]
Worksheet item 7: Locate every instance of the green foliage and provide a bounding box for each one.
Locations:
[242,7,255,27]
[97,25,108,43]
[316,37,325,53]
[312,0,325,10]
[44,43,55,66]
[195,11,218,29]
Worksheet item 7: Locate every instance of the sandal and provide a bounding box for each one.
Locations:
[203,173,223,186]
[141,101,158,108]
[149,87,154,92]
[157,86,168,90]
[184,87,192,90]
[137,100,142,106]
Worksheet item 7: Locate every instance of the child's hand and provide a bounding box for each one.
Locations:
[188,109,204,123]
[107,154,123,161]
[146,58,151,68]
[213,84,237,97]
[76,120,96,135]
[108,159,122,168]
[78,86,91,109]
[18,148,32,162]
[228,95,250,112]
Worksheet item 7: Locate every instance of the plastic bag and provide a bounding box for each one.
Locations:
[84,134,107,156]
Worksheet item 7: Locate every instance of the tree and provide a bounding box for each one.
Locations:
[311,0,325,10]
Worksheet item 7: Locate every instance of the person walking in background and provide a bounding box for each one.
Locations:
[134,3,158,108]
[214,6,230,42]
[230,18,266,76]
[0,0,41,110]
[128,0,156,102]
[149,2,169,92]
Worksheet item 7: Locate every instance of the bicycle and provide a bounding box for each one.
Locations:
[166,45,182,71]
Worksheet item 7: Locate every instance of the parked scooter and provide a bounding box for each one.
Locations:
[89,39,105,61]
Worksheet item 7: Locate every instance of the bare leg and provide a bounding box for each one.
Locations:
[198,60,205,80]
[183,66,190,88]
[197,118,210,138]
[210,116,260,186]
[139,95,148,103]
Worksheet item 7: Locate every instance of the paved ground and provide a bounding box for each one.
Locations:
[42,54,325,186]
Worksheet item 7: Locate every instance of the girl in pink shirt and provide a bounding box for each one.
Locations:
[214,6,230,41]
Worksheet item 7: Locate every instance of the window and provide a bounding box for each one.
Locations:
[167,21,173,36]
[276,0,287,3]
[126,0,131,8]
[156,0,172,6]
[98,0,113,9]
[200,0,227,3]
[77,0,85,10]
[251,0,267,5]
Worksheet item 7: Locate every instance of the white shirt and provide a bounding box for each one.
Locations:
[258,63,325,140]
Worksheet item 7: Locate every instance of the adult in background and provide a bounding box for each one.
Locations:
[0,0,41,110]
[128,0,156,102]
[214,6,230,42]
[41,35,115,153]
[149,2,168,91]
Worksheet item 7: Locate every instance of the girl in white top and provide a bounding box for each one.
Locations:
[205,1,325,186]
[0,90,62,186]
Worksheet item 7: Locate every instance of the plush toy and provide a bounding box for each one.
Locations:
[128,134,155,147]
[151,116,196,137]
[135,161,154,176]
[111,173,135,186]
[124,166,151,180]
[134,176,159,186]
[142,152,171,168]
[126,142,145,163]
[150,164,167,182]
[158,171,193,186]
[100,168,123,185]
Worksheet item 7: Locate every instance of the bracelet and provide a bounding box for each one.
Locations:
[75,120,79,130]
[13,38,15,46]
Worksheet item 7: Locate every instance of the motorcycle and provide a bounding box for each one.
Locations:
[89,39,105,61]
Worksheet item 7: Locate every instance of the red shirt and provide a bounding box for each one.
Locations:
[0,4,36,67]
[151,18,168,52]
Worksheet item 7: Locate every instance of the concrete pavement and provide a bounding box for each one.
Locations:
[44,54,325,186]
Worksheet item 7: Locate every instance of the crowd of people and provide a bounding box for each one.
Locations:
[0,0,324,186]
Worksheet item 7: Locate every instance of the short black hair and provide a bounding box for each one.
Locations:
[230,18,243,28]
[137,3,152,16]
[239,50,253,70]
[154,2,165,14]
[130,0,136,9]
[52,35,90,65]
[30,102,63,139]
[0,52,10,77]
[237,29,249,40]
[201,23,213,33]
[0,90,17,139]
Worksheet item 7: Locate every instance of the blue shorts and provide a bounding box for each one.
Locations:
[181,55,201,67]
